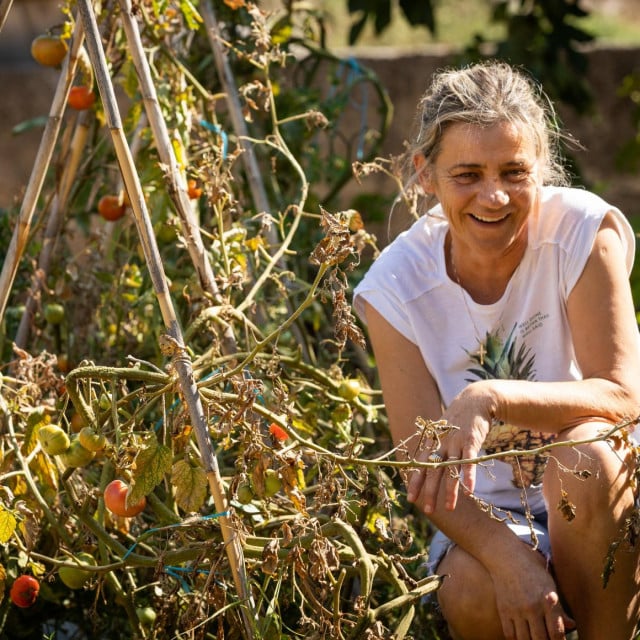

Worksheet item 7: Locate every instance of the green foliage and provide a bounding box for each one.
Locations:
[346,0,435,45]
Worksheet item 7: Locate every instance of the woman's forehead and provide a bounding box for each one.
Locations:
[437,121,539,160]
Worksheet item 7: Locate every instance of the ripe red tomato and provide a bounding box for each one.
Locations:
[268,422,288,442]
[68,85,96,110]
[104,479,146,517]
[97,195,126,221]
[31,35,67,67]
[10,575,40,608]
[187,179,203,200]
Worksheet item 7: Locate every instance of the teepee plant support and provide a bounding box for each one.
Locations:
[75,0,255,637]
[14,109,92,349]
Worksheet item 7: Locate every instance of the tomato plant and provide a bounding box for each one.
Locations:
[97,194,126,221]
[67,85,96,110]
[9,575,40,608]
[31,34,67,67]
[103,479,146,517]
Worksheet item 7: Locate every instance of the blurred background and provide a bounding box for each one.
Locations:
[1,0,640,223]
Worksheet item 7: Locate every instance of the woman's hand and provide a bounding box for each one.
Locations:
[407,380,496,513]
[488,550,575,639]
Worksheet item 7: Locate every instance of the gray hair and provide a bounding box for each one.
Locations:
[411,61,571,186]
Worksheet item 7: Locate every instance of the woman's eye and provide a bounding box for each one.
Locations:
[453,172,478,181]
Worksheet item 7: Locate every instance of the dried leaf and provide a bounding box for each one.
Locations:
[129,433,172,505]
[171,460,208,513]
[557,489,576,522]
[308,536,339,583]
[261,537,280,576]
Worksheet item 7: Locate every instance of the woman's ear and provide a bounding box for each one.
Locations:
[413,153,434,194]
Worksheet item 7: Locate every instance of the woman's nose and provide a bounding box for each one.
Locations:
[478,180,510,207]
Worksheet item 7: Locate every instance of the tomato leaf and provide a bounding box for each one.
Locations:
[0,507,17,544]
[128,434,172,505]
[171,460,207,513]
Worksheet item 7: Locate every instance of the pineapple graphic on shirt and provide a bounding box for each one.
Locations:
[465,324,555,488]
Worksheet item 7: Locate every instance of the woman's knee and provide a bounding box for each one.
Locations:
[436,547,504,639]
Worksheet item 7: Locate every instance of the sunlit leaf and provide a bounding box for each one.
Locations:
[0,507,17,544]
[129,434,172,505]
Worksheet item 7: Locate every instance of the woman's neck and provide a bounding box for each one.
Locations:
[446,234,526,304]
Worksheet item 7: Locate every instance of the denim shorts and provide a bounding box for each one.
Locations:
[426,510,550,575]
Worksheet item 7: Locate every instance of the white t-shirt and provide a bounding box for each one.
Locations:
[354,186,638,513]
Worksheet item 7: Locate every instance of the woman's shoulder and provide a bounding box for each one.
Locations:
[354,215,447,303]
[533,186,626,246]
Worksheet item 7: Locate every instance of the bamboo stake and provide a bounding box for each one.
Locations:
[75,2,255,637]
[0,19,84,325]
[14,111,92,349]
[118,0,221,303]
[0,0,13,32]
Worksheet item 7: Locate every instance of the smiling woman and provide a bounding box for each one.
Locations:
[353,61,640,640]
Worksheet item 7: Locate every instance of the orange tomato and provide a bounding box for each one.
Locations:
[104,479,146,517]
[31,35,67,67]
[68,85,96,110]
[97,195,126,221]
[187,179,203,199]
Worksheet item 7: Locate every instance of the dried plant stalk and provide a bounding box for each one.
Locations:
[75,1,255,637]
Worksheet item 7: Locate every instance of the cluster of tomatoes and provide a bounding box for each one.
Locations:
[31,34,96,111]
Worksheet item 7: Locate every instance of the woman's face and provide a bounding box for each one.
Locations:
[417,120,543,260]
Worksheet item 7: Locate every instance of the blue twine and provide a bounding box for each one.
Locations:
[325,56,369,160]
[122,510,229,561]
[199,119,228,159]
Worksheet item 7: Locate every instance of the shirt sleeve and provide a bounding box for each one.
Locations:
[557,192,635,298]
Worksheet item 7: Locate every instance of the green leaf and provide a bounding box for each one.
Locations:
[129,433,172,505]
[0,507,17,544]
[399,0,436,33]
[171,460,208,513]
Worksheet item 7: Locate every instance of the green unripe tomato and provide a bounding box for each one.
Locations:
[136,606,157,626]
[236,481,255,505]
[78,426,106,452]
[264,469,282,498]
[337,379,362,401]
[98,392,112,412]
[59,552,96,589]
[59,438,96,468]
[43,303,65,325]
[37,424,70,455]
